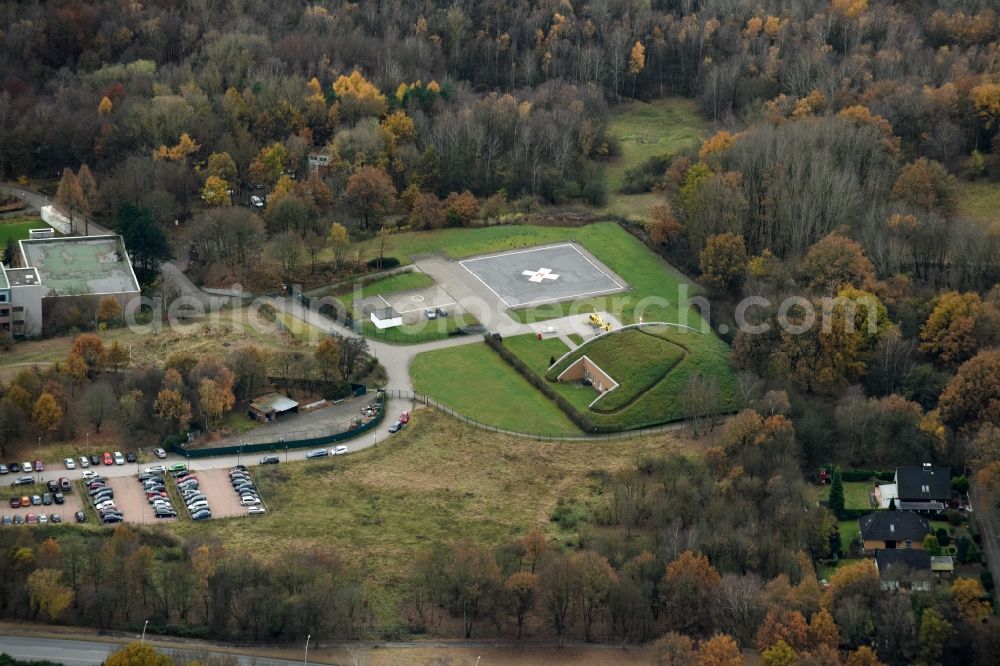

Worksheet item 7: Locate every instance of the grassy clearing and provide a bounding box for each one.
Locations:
[336,271,434,309]
[0,218,53,245]
[839,520,861,548]
[411,343,580,436]
[359,310,479,344]
[165,410,700,585]
[957,179,1000,230]
[548,329,687,412]
[600,98,705,221]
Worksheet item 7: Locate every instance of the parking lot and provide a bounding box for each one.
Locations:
[2,481,84,526]
[186,468,246,519]
[108,475,177,524]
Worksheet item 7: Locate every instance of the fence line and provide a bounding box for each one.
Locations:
[171,394,386,458]
[381,389,692,442]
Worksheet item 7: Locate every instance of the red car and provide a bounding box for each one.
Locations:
[34,459,44,472]
[102,452,114,466]
[25,513,38,525]
[399,411,410,424]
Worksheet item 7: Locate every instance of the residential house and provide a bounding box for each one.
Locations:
[875,549,932,591]
[859,511,932,551]
[876,463,952,510]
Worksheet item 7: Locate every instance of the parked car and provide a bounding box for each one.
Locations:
[12,514,24,525]
[9,497,20,508]
[167,463,187,473]
[25,513,37,525]
[259,455,279,465]
[399,411,410,424]
[247,506,266,515]
[34,459,44,472]
[306,448,329,459]
[332,445,348,455]
[436,306,448,317]
[113,452,125,465]
[64,457,76,470]
[240,497,261,506]
[41,493,52,505]
[191,509,212,520]
[59,478,71,492]
[11,476,34,486]
[53,493,64,505]
[424,307,437,320]
[126,452,137,463]
[19,495,29,507]
[89,454,101,466]
[82,470,99,480]
[145,465,166,474]
[388,421,404,433]
[8,463,19,473]
[50,513,61,523]
[47,480,59,493]
[103,514,124,524]
[21,461,32,473]
[30,495,41,506]
[153,448,167,459]
[37,514,48,525]
[0,464,7,475]
[1,515,10,525]
[102,452,113,466]
[78,456,90,468]
[74,511,86,523]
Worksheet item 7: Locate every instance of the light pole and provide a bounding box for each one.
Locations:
[304,634,311,666]
[141,619,149,645]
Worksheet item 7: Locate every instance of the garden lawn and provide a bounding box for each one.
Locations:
[0,218,53,245]
[819,481,875,510]
[411,343,580,436]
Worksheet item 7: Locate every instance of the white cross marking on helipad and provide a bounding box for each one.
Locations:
[522,267,560,283]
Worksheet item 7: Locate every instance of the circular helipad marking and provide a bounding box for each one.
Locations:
[410,294,425,302]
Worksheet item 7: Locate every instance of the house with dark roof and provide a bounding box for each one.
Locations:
[894,464,951,511]
[859,511,932,551]
[875,549,932,591]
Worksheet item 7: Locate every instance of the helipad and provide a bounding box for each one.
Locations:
[458,243,626,307]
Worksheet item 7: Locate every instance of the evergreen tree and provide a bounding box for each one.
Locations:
[829,468,845,520]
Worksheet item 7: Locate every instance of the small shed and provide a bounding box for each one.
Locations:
[371,306,402,329]
[248,392,299,423]
[930,555,955,578]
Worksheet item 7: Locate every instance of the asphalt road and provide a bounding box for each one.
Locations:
[0,635,307,665]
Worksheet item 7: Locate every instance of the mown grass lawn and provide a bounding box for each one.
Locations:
[0,218,53,245]
[336,270,434,309]
[411,342,580,435]
[548,329,686,412]
[166,411,697,586]
[818,481,875,510]
[501,333,569,371]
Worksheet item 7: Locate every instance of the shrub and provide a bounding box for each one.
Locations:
[952,475,970,494]
[981,571,994,592]
[367,256,400,269]
[936,527,951,547]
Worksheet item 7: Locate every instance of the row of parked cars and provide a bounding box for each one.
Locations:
[0,459,45,475]
[1,512,66,526]
[138,471,178,519]
[84,471,123,524]
[172,468,211,520]
[229,466,265,515]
